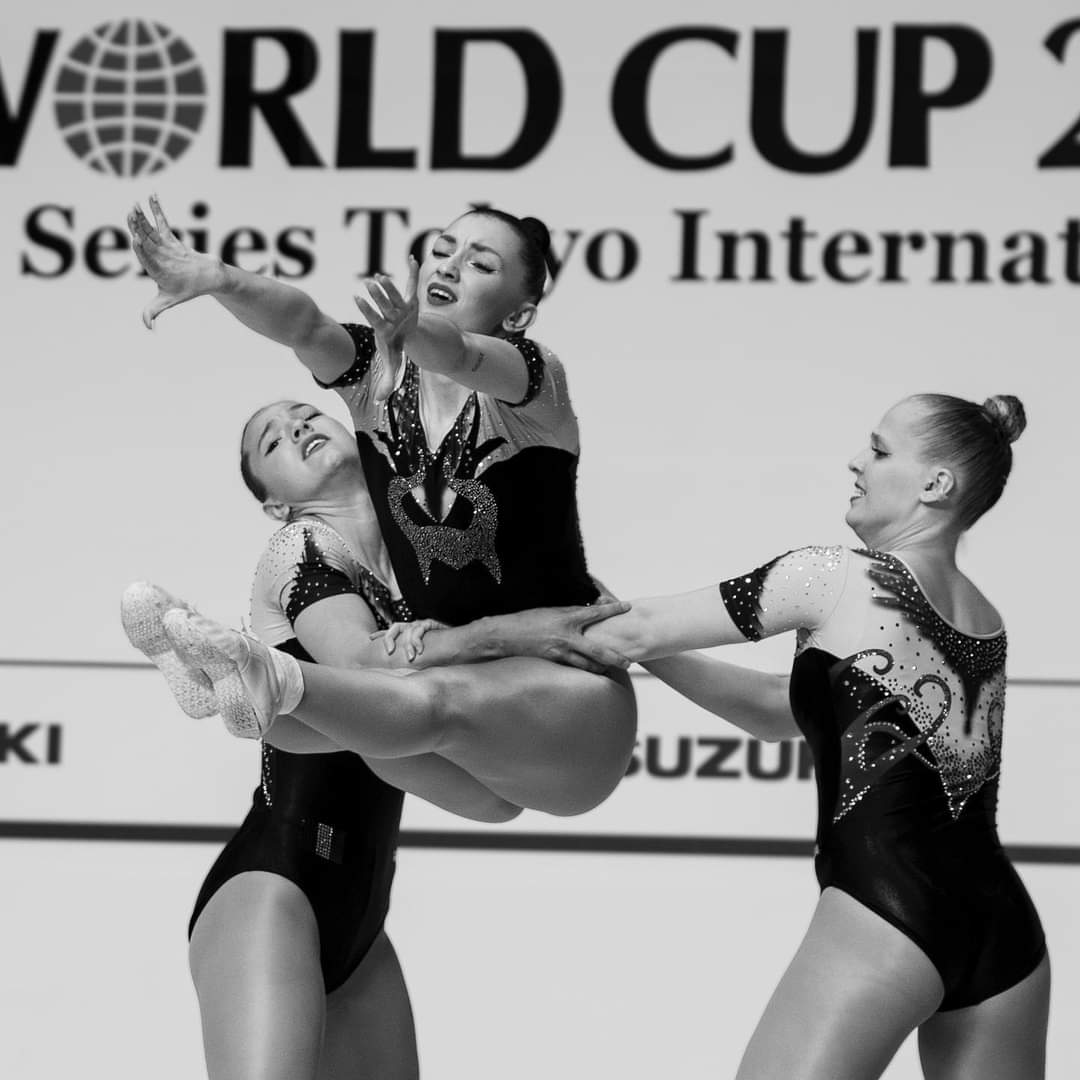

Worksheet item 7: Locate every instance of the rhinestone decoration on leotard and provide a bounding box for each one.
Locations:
[504,333,546,407]
[719,545,845,641]
[256,518,410,808]
[387,461,502,584]
[328,328,550,586]
[831,649,952,821]
[838,549,1007,820]
[861,550,1006,726]
[370,364,508,584]
[317,324,376,389]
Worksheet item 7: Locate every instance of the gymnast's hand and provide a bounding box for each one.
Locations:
[589,575,622,604]
[374,604,634,674]
[372,618,449,663]
[128,194,227,329]
[488,603,634,673]
[354,258,420,403]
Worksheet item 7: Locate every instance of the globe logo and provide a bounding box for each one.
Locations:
[53,19,206,178]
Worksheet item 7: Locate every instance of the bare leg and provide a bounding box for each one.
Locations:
[318,931,419,1080]
[918,952,1050,1080]
[267,716,522,823]
[292,660,637,816]
[189,872,326,1080]
[736,887,944,1080]
[163,611,636,815]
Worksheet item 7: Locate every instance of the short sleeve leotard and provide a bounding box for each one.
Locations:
[188,519,410,992]
[318,325,597,623]
[718,546,1045,1011]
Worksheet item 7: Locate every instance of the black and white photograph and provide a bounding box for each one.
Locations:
[2,2,1077,1077]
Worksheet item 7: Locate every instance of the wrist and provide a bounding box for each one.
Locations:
[213,259,239,296]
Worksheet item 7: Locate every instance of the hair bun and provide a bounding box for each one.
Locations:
[518,216,551,257]
[982,395,1027,444]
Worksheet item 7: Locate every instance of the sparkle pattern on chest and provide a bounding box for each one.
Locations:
[376,364,508,584]
[835,550,1007,821]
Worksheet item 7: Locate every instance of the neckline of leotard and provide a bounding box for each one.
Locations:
[404,361,479,459]
[869,548,1005,641]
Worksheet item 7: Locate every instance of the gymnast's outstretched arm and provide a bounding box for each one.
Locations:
[358,263,539,404]
[641,653,796,742]
[127,195,355,384]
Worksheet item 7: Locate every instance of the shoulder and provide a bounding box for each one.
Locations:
[256,519,355,579]
[768,545,850,575]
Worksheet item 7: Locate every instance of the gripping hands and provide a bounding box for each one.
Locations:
[372,602,634,674]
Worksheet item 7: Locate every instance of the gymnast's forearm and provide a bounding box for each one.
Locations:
[642,652,796,742]
[212,266,351,364]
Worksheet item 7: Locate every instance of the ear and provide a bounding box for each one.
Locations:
[263,500,291,522]
[919,468,956,505]
[500,302,537,336]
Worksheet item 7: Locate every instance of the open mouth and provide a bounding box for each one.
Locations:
[302,434,329,459]
[426,283,457,305]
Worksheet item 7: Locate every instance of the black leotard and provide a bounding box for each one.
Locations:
[320,325,597,622]
[719,546,1045,1010]
[188,520,409,992]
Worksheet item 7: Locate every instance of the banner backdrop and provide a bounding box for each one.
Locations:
[2,3,1078,1078]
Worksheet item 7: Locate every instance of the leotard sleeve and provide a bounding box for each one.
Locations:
[718,545,850,642]
[312,324,378,423]
[250,522,363,647]
[487,337,580,455]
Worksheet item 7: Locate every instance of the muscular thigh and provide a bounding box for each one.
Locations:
[737,888,944,1080]
[189,871,326,1080]
[448,659,636,747]
[918,952,1050,1080]
[435,659,637,814]
[320,931,418,1080]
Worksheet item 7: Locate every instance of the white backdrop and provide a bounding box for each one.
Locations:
[2,2,1078,1077]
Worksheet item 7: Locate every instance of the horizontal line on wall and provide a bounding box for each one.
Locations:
[0,821,1077,864]
[0,657,1077,688]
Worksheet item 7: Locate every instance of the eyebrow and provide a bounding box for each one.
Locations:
[257,404,312,453]
[434,233,503,261]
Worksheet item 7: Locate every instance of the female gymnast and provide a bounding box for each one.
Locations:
[122,394,632,1080]
[127,195,638,817]
[166,392,1048,1079]
[124,196,645,1079]
[601,392,1049,1079]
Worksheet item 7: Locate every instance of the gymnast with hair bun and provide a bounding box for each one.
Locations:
[578,392,1048,1079]
[122,196,656,1080]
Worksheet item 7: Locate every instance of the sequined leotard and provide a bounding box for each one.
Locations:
[719,546,1045,1010]
[318,325,597,623]
[188,519,409,991]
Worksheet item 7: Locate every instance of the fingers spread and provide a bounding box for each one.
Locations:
[378,274,407,307]
[128,204,155,244]
[353,295,384,329]
[149,192,174,236]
